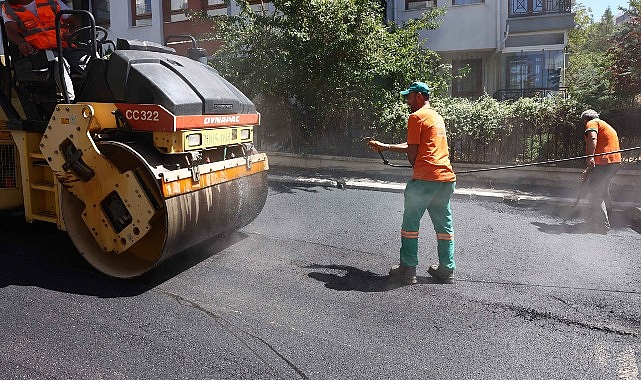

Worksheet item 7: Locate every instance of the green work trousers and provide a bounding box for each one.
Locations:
[399,179,456,270]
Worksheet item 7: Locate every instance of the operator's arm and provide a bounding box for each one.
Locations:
[63,14,81,30]
[368,140,406,153]
[60,15,81,40]
[367,140,417,166]
[54,0,79,38]
[406,144,418,166]
[368,140,407,154]
[4,21,34,56]
[584,130,597,169]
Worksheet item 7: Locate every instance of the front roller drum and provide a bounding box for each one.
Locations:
[62,142,268,279]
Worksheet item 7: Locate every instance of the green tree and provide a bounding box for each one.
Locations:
[566,3,617,110]
[609,0,641,104]
[189,0,451,153]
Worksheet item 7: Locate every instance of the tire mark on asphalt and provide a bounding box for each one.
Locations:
[462,278,641,295]
[501,304,638,337]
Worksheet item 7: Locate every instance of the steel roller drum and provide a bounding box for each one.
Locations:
[62,141,268,279]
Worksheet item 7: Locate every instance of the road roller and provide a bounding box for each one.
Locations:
[0,11,269,278]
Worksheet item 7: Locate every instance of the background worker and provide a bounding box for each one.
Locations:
[368,81,457,284]
[580,109,622,233]
[2,0,86,101]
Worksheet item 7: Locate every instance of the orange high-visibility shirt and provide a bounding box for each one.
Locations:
[585,119,621,165]
[407,106,456,182]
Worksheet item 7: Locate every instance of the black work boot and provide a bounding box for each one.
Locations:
[427,264,454,284]
[389,264,417,285]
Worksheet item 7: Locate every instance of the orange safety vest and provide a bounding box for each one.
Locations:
[2,0,69,50]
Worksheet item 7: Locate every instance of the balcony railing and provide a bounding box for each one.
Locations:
[509,0,571,17]
[493,87,568,101]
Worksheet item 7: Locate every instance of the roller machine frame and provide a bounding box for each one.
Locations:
[0,11,269,278]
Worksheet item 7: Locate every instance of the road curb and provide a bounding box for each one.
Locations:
[270,174,542,205]
[268,174,639,214]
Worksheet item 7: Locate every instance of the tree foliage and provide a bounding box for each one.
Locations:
[609,0,641,103]
[428,95,589,165]
[189,0,451,153]
[433,95,507,142]
[566,3,617,110]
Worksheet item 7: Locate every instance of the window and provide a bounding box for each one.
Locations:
[165,0,188,22]
[197,0,273,18]
[406,0,435,10]
[132,0,152,26]
[452,59,482,98]
[92,0,110,27]
[203,0,227,16]
[504,50,563,90]
[247,0,272,12]
[509,0,571,17]
[452,0,484,5]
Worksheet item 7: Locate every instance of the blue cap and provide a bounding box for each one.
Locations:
[400,81,430,96]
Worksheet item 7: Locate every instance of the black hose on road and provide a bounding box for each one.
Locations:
[376,146,641,174]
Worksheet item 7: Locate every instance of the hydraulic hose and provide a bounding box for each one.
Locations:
[376,146,641,174]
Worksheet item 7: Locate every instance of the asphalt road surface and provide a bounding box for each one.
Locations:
[1,182,639,379]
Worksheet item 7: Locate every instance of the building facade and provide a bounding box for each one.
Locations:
[77,0,573,99]
[387,0,574,99]
[76,0,274,55]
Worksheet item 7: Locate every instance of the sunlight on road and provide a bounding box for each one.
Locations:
[617,348,639,380]
[594,344,639,379]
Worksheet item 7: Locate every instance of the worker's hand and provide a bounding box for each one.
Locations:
[586,157,595,169]
[61,30,73,42]
[17,41,34,57]
[368,140,388,153]
[580,169,589,182]
[581,166,593,182]
[61,26,78,43]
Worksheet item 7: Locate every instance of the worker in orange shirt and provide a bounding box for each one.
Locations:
[369,81,457,284]
[580,109,622,234]
[2,0,86,101]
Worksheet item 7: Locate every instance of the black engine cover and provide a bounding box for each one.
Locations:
[80,48,255,116]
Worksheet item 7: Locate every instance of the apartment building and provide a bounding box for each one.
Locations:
[73,0,573,99]
[82,0,274,55]
[386,0,574,99]
[615,10,630,24]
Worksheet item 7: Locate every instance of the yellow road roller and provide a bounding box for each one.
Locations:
[0,12,269,278]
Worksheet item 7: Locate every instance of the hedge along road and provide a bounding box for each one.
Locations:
[0,181,639,379]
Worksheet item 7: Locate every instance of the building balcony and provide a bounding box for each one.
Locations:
[508,0,572,17]
[506,0,574,35]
